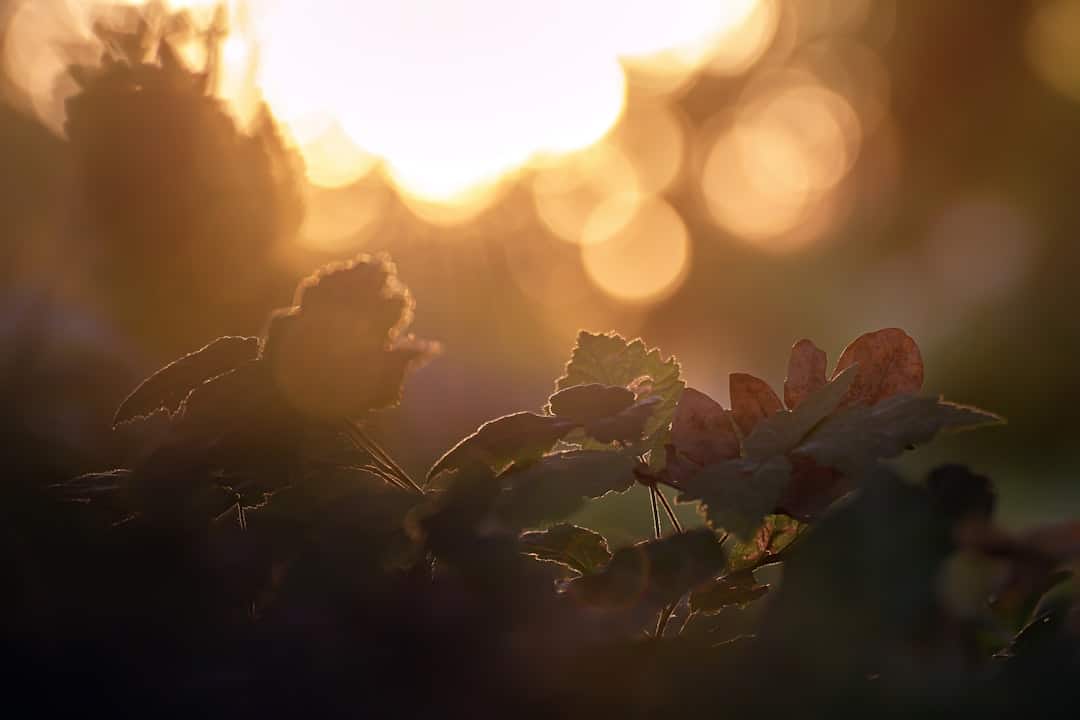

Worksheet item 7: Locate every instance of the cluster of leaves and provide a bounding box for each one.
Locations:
[63,2,304,354]
[23,254,1080,716]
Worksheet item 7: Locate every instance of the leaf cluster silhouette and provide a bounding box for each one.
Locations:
[5,253,1079,718]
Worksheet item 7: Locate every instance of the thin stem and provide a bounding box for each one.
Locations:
[655,601,677,639]
[649,485,662,540]
[654,486,683,534]
[346,421,424,495]
[678,609,699,636]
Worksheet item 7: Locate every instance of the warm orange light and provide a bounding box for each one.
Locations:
[581,198,690,304]
[5,0,768,206]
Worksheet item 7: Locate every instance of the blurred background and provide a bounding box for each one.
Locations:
[2,0,1078,531]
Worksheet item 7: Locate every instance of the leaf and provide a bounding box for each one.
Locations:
[784,338,827,410]
[925,464,997,523]
[427,412,579,481]
[520,524,612,575]
[566,529,728,610]
[676,456,793,540]
[724,514,807,572]
[112,336,260,426]
[795,395,1003,476]
[776,455,850,521]
[556,331,683,465]
[493,449,638,529]
[729,373,782,437]
[832,328,924,409]
[669,388,740,467]
[689,570,770,613]
[583,396,662,444]
[547,383,636,424]
[741,367,857,461]
[406,463,501,551]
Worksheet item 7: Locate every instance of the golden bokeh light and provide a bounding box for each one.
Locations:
[1025,0,1080,103]
[581,198,690,304]
[699,74,862,252]
[4,0,768,206]
[533,143,642,246]
[299,123,380,190]
[705,0,779,76]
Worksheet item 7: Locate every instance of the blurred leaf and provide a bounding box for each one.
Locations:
[547,383,635,424]
[494,450,638,529]
[676,456,793,540]
[742,367,856,461]
[690,570,769,613]
[112,336,260,426]
[566,529,727,611]
[556,331,683,465]
[926,464,997,523]
[783,338,827,410]
[729,373,782,437]
[520,524,612,575]
[795,396,1003,476]
[832,328,924,409]
[427,412,578,481]
[724,514,807,572]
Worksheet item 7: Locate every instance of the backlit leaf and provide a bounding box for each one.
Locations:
[724,514,807,572]
[556,331,683,465]
[832,328,924,409]
[493,449,638,529]
[669,388,740,467]
[741,367,856,461]
[520,524,612,575]
[112,335,260,426]
[729,373,782,438]
[427,412,579,481]
[795,395,1003,476]
[547,383,636,424]
[566,529,727,611]
[689,570,770,613]
[676,456,793,540]
[784,338,827,410]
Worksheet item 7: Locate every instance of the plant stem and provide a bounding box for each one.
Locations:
[649,485,662,540]
[654,486,683,533]
[346,420,424,495]
[655,601,677,639]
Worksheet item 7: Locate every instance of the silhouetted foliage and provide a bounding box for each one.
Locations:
[4,252,1077,717]
[63,3,304,358]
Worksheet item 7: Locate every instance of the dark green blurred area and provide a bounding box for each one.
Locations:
[1,0,1077,532]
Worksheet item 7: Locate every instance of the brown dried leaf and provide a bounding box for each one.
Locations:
[730,373,783,438]
[669,388,740,466]
[784,339,827,410]
[832,328,924,408]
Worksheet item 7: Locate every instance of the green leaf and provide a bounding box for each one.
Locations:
[724,514,807,572]
[675,456,793,540]
[795,395,1003,475]
[113,335,260,426]
[689,570,770,613]
[555,331,683,465]
[547,383,636,424]
[741,366,856,461]
[494,449,638,529]
[519,524,613,575]
[427,412,579,481]
[566,529,727,610]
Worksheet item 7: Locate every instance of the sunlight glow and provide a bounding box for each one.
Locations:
[5,0,764,202]
[581,198,690,304]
